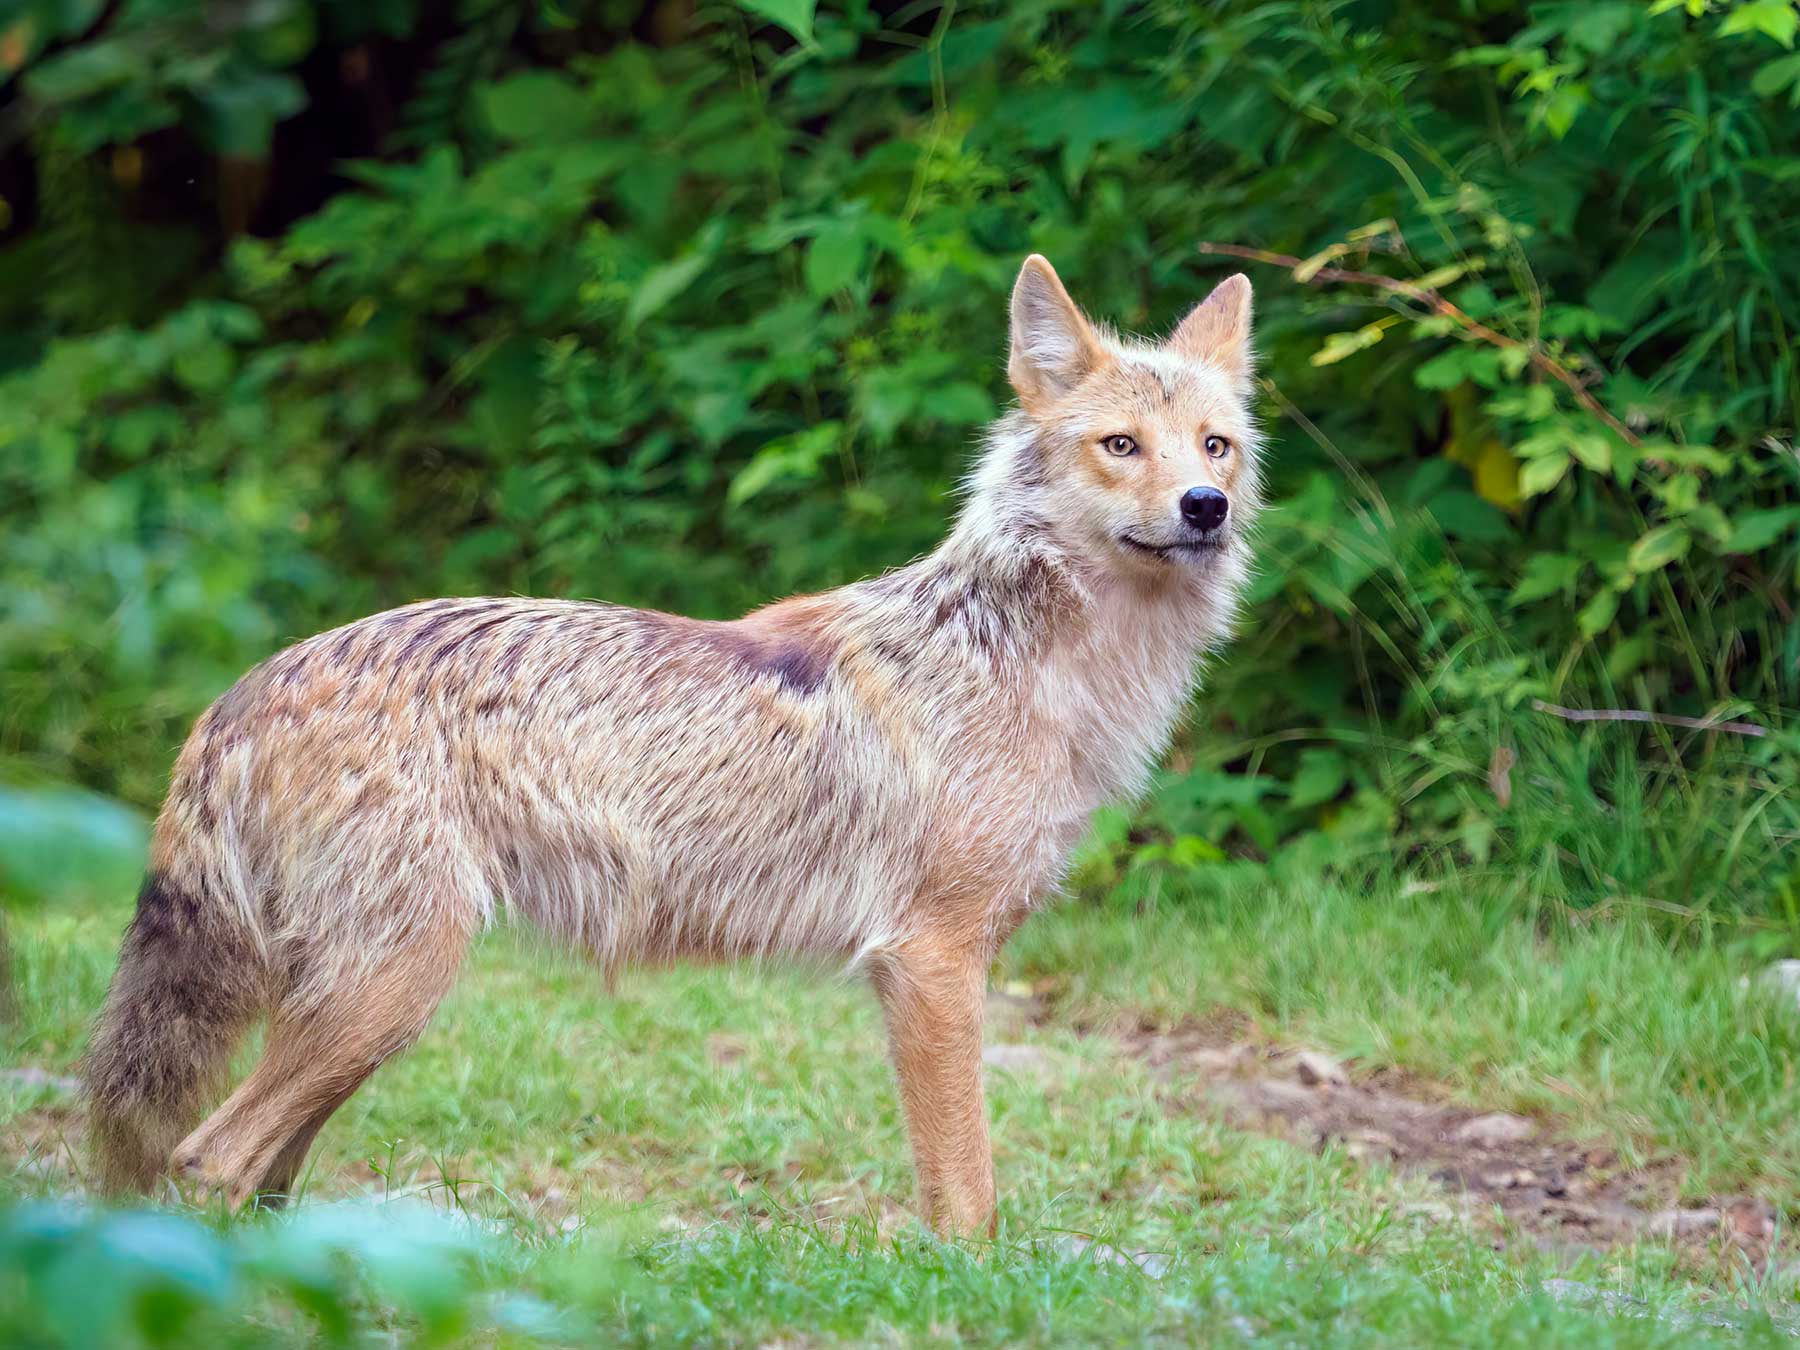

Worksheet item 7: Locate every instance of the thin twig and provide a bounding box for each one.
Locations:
[1569,894,1783,931]
[1259,376,1393,528]
[1199,240,1653,459]
[1530,699,1769,738]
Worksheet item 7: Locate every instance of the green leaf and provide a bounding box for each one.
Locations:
[1721,0,1798,47]
[0,785,148,905]
[1518,451,1572,497]
[1538,83,1589,138]
[97,1212,235,1303]
[1414,347,1476,390]
[1683,501,1734,546]
[23,40,138,102]
[804,219,867,296]
[628,252,711,326]
[1129,834,1229,870]
[1604,633,1658,683]
[736,0,816,43]
[728,423,841,505]
[1751,52,1800,96]
[1568,433,1613,473]
[1627,524,1692,574]
[1426,489,1513,543]
[1288,749,1349,810]
[1509,553,1582,606]
[1742,155,1800,179]
[931,381,997,426]
[479,72,594,143]
[1577,587,1620,638]
[1413,262,1470,290]
[190,68,308,156]
[1312,316,1403,367]
[1724,507,1800,554]
[1567,3,1641,53]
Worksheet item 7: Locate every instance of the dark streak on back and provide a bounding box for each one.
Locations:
[637,611,836,697]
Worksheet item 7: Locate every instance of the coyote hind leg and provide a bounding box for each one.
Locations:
[170,916,471,1208]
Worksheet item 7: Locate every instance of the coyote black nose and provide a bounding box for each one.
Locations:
[1180,486,1229,531]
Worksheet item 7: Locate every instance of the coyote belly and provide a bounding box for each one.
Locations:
[84,254,1263,1235]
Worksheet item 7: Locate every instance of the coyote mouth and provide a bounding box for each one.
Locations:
[1119,533,1223,560]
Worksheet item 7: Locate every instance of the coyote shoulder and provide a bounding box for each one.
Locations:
[86,255,1261,1235]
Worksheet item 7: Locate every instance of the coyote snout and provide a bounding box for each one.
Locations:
[1180,485,1230,533]
[84,254,1263,1236]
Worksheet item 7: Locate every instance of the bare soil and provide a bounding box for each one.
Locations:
[984,989,1777,1266]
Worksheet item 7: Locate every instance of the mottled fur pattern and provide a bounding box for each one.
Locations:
[84,257,1263,1232]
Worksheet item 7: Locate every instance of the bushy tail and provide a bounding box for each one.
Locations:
[83,873,266,1194]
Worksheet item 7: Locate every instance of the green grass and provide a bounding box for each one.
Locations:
[3,868,1797,1345]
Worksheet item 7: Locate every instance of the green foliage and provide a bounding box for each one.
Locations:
[0,784,146,908]
[1,0,1796,910]
[0,1199,583,1346]
[11,1,323,155]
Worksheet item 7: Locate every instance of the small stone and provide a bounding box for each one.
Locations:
[1480,1167,1537,1190]
[1539,1278,1650,1318]
[1052,1235,1170,1278]
[1646,1207,1720,1238]
[706,1033,747,1067]
[1760,960,1800,1011]
[1545,1198,1605,1227]
[982,1043,1055,1076]
[1243,1079,1317,1111]
[1403,1200,1461,1223]
[1346,1129,1399,1162]
[1183,1047,1245,1076]
[1542,1278,1598,1305]
[985,987,1043,1036]
[0,1067,81,1095]
[1726,1197,1775,1242]
[1293,1050,1346,1088]
[1450,1112,1537,1148]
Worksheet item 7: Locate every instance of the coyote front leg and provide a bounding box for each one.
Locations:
[873,934,995,1237]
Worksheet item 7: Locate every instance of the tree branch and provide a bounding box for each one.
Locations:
[1198,240,1651,459]
[1530,699,1768,738]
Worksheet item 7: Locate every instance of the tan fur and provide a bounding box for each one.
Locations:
[83,257,1263,1233]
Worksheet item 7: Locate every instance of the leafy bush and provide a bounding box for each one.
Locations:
[1,0,1795,912]
[0,1199,577,1347]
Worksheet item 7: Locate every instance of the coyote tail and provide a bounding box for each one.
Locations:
[83,873,266,1194]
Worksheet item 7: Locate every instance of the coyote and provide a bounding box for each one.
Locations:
[85,256,1261,1235]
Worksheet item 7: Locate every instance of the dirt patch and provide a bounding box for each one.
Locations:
[1113,1016,1777,1261]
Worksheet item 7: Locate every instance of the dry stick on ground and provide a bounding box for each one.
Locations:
[1197,241,1660,465]
[1530,699,1769,738]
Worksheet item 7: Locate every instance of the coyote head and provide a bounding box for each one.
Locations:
[996,255,1262,583]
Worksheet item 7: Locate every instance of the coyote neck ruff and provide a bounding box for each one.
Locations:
[865,410,1255,908]
[84,255,1263,1237]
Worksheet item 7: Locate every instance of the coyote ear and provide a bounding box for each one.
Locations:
[1008,255,1105,412]
[1169,273,1253,378]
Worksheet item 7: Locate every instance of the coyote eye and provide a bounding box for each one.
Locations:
[1102,434,1138,457]
[1204,434,1231,458]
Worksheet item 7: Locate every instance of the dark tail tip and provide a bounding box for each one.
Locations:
[83,873,263,1194]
